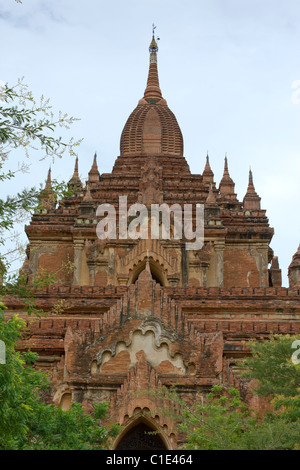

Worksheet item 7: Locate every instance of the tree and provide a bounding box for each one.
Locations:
[0,78,80,313]
[147,382,299,450]
[0,309,120,450]
[146,334,300,450]
[241,334,300,421]
[0,78,120,450]
[172,385,256,450]
[21,402,120,451]
[0,306,44,448]
[0,78,80,161]
[0,73,84,307]
[0,78,82,275]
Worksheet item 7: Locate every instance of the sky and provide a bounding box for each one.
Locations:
[1,0,300,286]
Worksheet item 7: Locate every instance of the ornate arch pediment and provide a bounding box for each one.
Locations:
[91,318,187,376]
[64,267,224,384]
[117,238,180,286]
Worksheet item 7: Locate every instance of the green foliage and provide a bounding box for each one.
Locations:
[177,385,255,450]
[147,385,253,450]
[146,334,300,450]
[241,334,300,421]
[20,402,121,450]
[239,415,300,451]
[0,78,81,161]
[0,308,49,448]
[0,77,119,450]
[0,309,120,450]
[0,176,72,236]
[0,77,80,315]
[148,383,300,450]
[1,272,56,317]
[0,78,81,274]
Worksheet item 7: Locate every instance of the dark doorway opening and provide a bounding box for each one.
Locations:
[131,262,165,286]
[115,422,167,450]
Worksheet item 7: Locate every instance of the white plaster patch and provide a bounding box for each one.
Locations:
[99,330,185,374]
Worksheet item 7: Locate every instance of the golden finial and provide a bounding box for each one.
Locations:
[149,24,159,52]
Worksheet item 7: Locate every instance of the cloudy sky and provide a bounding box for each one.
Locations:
[1,0,300,286]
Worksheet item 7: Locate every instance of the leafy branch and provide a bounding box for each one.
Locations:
[0,78,82,161]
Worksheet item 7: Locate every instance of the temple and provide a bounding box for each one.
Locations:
[7,32,300,450]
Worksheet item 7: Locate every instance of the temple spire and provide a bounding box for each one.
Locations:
[143,26,163,103]
[243,168,261,211]
[219,155,236,200]
[83,184,93,203]
[288,244,300,287]
[206,183,217,204]
[68,157,83,193]
[73,157,79,177]
[40,166,56,210]
[79,183,95,216]
[269,256,282,287]
[88,152,100,186]
[202,153,214,185]
[224,155,229,176]
[248,168,255,190]
[45,166,52,188]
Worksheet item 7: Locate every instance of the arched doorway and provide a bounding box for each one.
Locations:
[115,422,167,451]
[59,393,72,411]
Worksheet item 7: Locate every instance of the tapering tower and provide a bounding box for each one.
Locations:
[25,30,277,290]
[289,244,300,287]
[11,30,300,452]
[243,168,261,211]
[114,29,189,175]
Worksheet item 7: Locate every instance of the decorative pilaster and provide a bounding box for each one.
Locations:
[214,241,225,287]
[87,259,96,286]
[254,244,269,287]
[73,239,84,285]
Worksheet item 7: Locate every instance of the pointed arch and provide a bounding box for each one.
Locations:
[130,259,166,286]
[117,239,180,287]
[113,415,170,450]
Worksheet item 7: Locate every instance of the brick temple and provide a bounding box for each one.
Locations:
[7,33,300,450]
